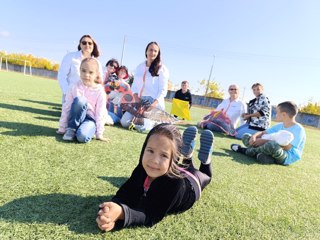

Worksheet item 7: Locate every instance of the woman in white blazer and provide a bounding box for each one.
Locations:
[57,34,103,103]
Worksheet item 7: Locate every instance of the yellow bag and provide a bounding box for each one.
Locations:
[170,98,191,120]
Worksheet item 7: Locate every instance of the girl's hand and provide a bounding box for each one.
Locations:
[249,135,256,145]
[150,99,158,108]
[96,202,124,231]
[96,213,115,232]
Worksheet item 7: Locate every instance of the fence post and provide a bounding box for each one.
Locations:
[24,60,27,75]
[5,57,8,71]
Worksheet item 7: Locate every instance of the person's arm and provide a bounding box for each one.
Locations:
[97,59,104,84]
[188,91,192,108]
[99,176,184,230]
[57,53,72,95]
[95,89,109,141]
[239,101,247,126]
[154,65,169,104]
[58,86,74,133]
[249,130,267,146]
[115,177,183,228]
[131,64,143,95]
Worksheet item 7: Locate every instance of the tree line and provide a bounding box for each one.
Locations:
[0,50,59,71]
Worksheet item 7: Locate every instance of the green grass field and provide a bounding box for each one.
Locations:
[0,71,319,240]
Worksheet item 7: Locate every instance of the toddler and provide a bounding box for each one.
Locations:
[57,57,109,143]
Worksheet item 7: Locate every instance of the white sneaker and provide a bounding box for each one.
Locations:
[63,128,76,141]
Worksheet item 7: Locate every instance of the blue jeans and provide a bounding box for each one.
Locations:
[107,102,123,124]
[68,96,96,143]
[203,120,235,135]
[235,123,259,139]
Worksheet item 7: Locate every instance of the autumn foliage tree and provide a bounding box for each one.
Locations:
[300,101,320,115]
[0,50,59,71]
[199,79,224,99]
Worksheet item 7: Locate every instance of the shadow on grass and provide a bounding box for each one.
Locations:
[98,176,128,188]
[223,148,256,165]
[0,103,61,117]
[0,193,110,234]
[35,116,59,122]
[20,98,61,108]
[0,121,56,137]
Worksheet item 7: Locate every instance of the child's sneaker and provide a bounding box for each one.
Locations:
[62,128,76,141]
[198,130,214,164]
[230,144,247,154]
[256,153,275,164]
[181,126,198,157]
[135,125,146,133]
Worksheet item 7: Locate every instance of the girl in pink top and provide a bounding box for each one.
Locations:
[57,58,108,143]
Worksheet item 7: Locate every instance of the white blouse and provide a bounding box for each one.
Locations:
[131,61,169,110]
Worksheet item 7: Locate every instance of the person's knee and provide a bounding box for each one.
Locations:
[120,112,133,128]
[242,133,251,141]
[120,118,131,128]
[73,96,88,111]
[76,130,92,143]
[235,132,243,140]
[264,140,281,152]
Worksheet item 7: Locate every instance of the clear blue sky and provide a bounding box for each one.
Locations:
[1,0,320,106]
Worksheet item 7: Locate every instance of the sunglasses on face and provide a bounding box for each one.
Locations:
[81,41,93,46]
[229,88,238,91]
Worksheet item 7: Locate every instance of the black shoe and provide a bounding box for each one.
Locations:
[256,153,275,164]
[230,144,247,154]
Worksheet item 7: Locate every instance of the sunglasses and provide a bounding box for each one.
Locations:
[109,63,118,69]
[81,41,93,46]
[229,88,238,91]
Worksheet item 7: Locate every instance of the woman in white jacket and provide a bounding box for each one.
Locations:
[57,34,103,103]
[120,41,169,130]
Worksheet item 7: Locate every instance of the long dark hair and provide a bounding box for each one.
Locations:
[145,41,161,77]
[140,123,183,178]
[77,34,100,58]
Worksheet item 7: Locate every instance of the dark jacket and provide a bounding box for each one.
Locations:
[174,89,192,108]
[111,130,196,229]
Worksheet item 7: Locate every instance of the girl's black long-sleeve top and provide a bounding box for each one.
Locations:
[111,164,196,229]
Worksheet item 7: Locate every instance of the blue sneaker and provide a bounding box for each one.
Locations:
[198,130,214,164]
[181,126,198,157]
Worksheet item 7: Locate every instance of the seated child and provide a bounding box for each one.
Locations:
[57,58,109,143]
[104,66,130,124]
[230,101,306,165]
[96,124,214,231]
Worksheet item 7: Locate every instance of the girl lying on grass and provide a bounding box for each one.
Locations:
[57,57,110,143]
[96,123,214,231]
